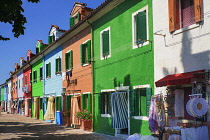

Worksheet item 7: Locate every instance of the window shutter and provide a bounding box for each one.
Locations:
[46,64,48,77]
[70,17,75,28]
[48,36,53,44]
[52,34,55,42]
[87,40,91,63]
[55,59,58,73]
[130,90,135,116]
[168,0,176,32]
[69,50,73,69]
[134,89,139,116]
[58,58,61,72]
[146,87,152,116]
[36,47,39,54]
[66,95,71,110]
[65,53,69,70]
[82,94,86,110]
[78,12,81,22]
[102,31,110,56]
[80,44,85,65]
[194,0,202,23]
[99,93,105,114]
[87,93,91,113]
[108,92,112,115]
[136,11,147,42]
[140,89,147,116]
[49,63,51,77]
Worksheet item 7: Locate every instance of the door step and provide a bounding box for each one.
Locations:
[115,134,129,139]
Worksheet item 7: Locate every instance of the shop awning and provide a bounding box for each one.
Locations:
[155,70,205,87]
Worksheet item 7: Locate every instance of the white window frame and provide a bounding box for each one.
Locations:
[100,89,114,118]
[100,27,111,60]
[132,5,149,49]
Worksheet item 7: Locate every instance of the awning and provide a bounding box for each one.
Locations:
[155,70,205,87]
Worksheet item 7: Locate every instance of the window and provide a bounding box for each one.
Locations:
[55,57,61,74]
[82,94,91,112]
[168,0,202,32]
[132,88,151,117]
[18,79,20,89]
[132,6,148,48]
[30,72,32,84]
[99,92,112,115]
[46,62,51,78]
[100,27,111,59]
[33,70,37,83]
[40,67,43,81]
[70,12,81,28]
[65,50,73,70]
[80,40,91,66]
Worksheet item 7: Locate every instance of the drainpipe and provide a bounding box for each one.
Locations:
[86,19,95,131]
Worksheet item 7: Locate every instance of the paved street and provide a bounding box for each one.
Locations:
[0,113,124,140]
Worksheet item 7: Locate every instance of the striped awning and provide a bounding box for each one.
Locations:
[111,92,128,129]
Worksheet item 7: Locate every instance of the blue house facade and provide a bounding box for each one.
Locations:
[43,45,63,124]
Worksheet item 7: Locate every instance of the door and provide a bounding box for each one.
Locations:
[111,92,129,135]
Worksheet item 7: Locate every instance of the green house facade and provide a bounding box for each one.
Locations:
[92,0,154,136]
[32,58,44,120]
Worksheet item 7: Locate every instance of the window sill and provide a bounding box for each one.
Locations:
[46,76,51,79]
[82,63,90,67]
[100,55,111,60]
[173,23,200,35]
[56,72,61,75]
[133,116,149,120]
[133,41,149,49]
[101,114,111,118]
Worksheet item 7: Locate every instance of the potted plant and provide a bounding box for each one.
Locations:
[76,110,92,131]
[62,111,70,126]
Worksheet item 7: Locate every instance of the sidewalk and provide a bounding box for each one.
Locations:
[0,113,125,140]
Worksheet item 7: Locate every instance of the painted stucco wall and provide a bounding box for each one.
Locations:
[8,80,12,101]
[62,26,92,94]
[17,72,24,99]
[32,58,43,97]
[44,45,62,96]
[92,0,154,136]
[153,0,210,94]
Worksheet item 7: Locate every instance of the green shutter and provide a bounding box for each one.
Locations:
[87,93,91,113]
[70,17,75,28]
[87,40,91,63]
[108,92,112,115]
[65,53,69,70]
[78,12,81,22]
[130,90,135,116]
[102,31,110,56]
[48,36,53,44]
[59,58,61,72]
[46,64,48,77]
[82,94,86,110]
[80,44,84,65]
[48,63,51,76]
[100,93,105,114]
[134,89,139,116]
[36,47,39,54]
[140,89,147,116]
[69,50,73,69]
[66,95,71,110]
[52,34,55,42]
[55,59,58,73]
[146,87,152,116]
[136,11,147,43]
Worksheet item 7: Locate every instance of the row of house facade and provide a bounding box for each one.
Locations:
[1,0,210,139]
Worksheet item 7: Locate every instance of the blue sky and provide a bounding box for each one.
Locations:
[0,0,105,84]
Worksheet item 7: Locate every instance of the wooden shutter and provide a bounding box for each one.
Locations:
[55,59,58,73]
[87,93,91,113]
[48,63,51,77]
[130,90,135,116]
[140,89,147,116]
[46,64,48,77]
[168,0,176,32]
[99,93,105,114]
[82,94,86,110]
[80,44,85,65]
[134,89,139,116]
[65,52,69,70]
[78,12,81,22]
[48,36,53,44]
[194,0,202,23]
[70,17,75,28]
[69,50,73,69]
[87,40,91,63]
[108,92,112,115]
[58,58,61,72]
[136,11,147,42]
[146,87,152,116]
[102,31,110,56]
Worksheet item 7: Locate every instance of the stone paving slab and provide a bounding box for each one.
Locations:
[0,113,125,140]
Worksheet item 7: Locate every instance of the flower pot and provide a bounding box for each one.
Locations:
[63,116,70,127]
[80,119,92,131]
